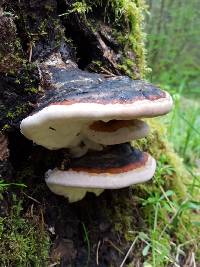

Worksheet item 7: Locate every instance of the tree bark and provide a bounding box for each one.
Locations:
[0,1,146,266]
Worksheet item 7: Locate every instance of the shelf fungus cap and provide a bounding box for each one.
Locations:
[45,143,156,202]
[20,69,173,150]
[83,119,149,145]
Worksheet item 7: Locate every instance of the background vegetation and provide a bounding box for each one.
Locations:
[146,0,200,166]
[146,0,200,169]
[140,0,200,265]
[146,0,200,95]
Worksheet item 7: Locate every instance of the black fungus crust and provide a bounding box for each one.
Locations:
[60,143,145,170]
[37,66,165,110]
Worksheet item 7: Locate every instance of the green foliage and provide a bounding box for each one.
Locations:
[70,1,92,14]
[59,1,92,17]
[137,188,200,266]
[140,2,200,264]
[0,180,10,192]
[128,119,200,265]
[82,222,91,267]
[0,180,26,192]
[0,194,50,266]
[146,0,200,93]
[167,91,200,166]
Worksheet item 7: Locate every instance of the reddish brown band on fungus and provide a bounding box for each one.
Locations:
[89,120,137,132]
[70,153,148,174]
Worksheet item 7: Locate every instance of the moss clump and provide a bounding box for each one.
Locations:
[26,17,65,52]
[134,118,189,198]
[102,0,149,78]
[110,0,150,78]
[15,0,65,59]
[0,193,50,266]
[69,0,148,78]
[6,104,30,120]
[0,15,23,74]
[0,62,40,132]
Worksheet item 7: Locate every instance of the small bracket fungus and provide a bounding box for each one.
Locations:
[82,119,149,145]
[45,143,156,202]
[20,54,173,202]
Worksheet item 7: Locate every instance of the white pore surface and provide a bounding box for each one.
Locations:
[83,120,149,145]
[21,116,87,150]
[46,187,104,202]
[45,154,156,194]
[20,92,172,149]
[69,137,104,158]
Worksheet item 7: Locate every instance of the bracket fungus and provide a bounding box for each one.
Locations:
[83,119,149,145]
[20,53,173,202]
[45,144,156,202]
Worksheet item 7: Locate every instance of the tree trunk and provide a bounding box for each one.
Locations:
[0,1,147,266]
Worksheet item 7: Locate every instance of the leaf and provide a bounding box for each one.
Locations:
[192,221,200,227]
[181,201,200,211]
[187,201,200,210]
[143,262,153,267]
[142,243,151,256]
[163,202,174,212]
[159,190,175,201]
[139,232,149,241]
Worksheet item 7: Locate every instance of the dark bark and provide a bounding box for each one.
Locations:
[0,132,12,180]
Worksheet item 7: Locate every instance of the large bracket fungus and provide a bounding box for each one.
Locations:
[20,53,173,202]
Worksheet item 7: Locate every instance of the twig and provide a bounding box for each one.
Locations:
[28,42,33,63]
[120,236,138,267]
[159,185,176,212]
[96,240,101,266]
[22,192,41,204]
[100,66,116,77]
[191,252,196,267]
[140,236,180,266]
[49,262,59,267]
[40,208,45,232]
[105,239,124,255]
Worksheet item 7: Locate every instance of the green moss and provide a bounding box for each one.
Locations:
[110,0,149,78]
[138,119,190,197]
[1,124,10,132]
[89,60,104,72]
[0,194,50,266]
[70,1,92,14]
[70,0,148,78]
[25,87,39,94]
[112,201,134,240]
[6,104,29,120]
[0,15,24,74]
